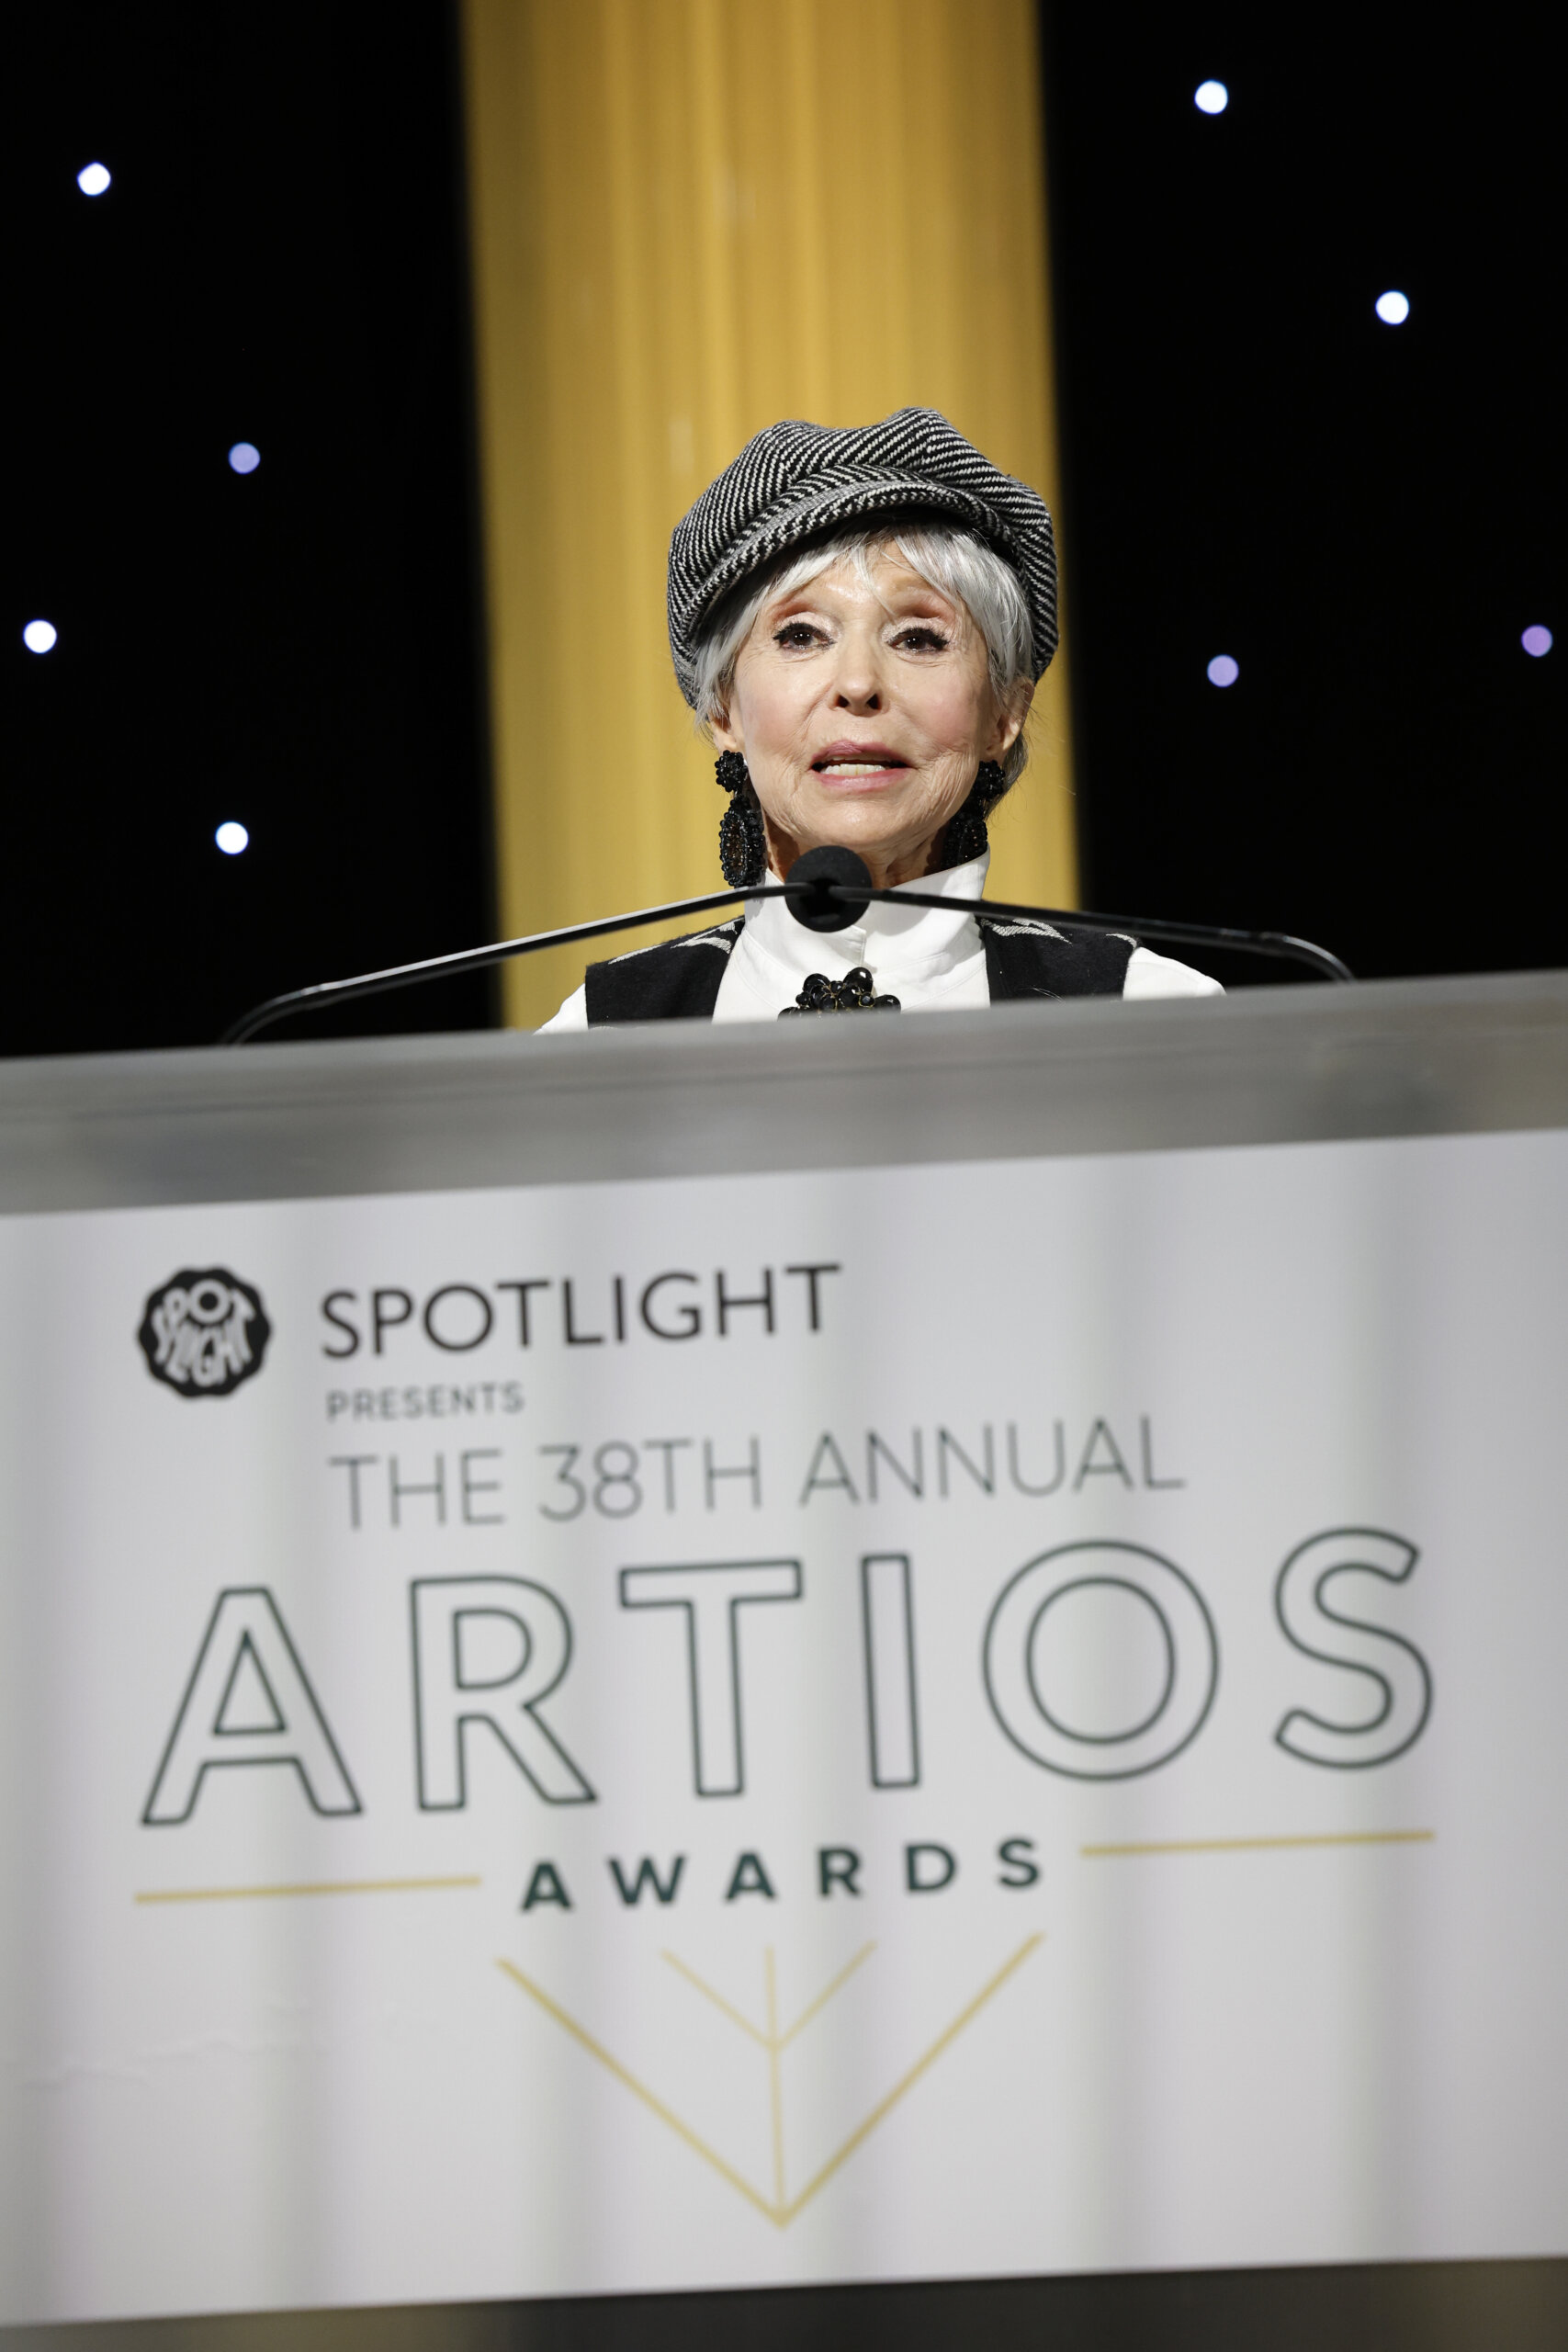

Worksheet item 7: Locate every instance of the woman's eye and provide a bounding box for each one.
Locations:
[894,626,950,652]
[773,622,825,650]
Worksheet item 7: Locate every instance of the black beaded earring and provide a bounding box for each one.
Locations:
[716,751,769,889]
[942,759,1007,867]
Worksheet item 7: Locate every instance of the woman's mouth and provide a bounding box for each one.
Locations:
[812,742,909,779]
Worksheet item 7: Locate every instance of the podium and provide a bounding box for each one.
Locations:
[5,976,1568,2346]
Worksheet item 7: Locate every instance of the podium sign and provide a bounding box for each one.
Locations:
[4,985,1568,2328]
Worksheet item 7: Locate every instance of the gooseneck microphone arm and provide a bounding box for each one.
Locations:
[221,851,1352,1044]
[823,890,1354,985]
[220,887,779,1043]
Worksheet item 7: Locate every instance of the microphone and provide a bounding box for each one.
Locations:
[222,851,1351,1042]
[783,844,874,930]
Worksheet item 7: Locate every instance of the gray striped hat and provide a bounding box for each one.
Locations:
[667,406,1057,707]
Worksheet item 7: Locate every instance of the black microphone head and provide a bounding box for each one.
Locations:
[784,845,873,933]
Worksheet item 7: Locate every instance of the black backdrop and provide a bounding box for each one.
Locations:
[1,2,493,1057]
[1043,3,1567,988]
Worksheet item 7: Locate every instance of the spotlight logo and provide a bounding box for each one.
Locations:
[138,1269,272,1398]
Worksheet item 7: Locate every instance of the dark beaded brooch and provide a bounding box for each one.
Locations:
[778,967,902,1016]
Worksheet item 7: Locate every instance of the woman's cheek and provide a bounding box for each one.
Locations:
[909,673,988,757]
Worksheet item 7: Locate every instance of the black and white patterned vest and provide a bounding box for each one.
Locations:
[584,916,1136,1024]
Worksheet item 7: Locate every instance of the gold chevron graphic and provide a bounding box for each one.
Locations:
[497,1933,1041,2226]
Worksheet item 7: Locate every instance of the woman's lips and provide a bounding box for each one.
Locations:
[810,763,909,795]
[811,741,910,783]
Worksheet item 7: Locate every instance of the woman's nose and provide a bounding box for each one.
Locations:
[830,647,885,711]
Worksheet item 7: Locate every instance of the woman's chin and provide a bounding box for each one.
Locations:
[793,790,940,855]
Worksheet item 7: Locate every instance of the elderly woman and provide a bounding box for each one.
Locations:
[543,409,1217,1026]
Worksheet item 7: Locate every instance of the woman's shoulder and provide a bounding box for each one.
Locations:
[978,914,1138,1000]
[978,916,1220,1001]
[1121,945,1224,999]
[539,919,744,1030]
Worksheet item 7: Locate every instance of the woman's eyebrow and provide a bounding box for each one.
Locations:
[764,588,833,616]
[886,594,960,620]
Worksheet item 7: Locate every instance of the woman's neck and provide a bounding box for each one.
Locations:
[761,822,952,891]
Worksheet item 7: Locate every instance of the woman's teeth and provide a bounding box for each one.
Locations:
[816,760,903,775]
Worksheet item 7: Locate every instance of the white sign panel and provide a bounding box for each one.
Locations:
[3,1129,1567,2324]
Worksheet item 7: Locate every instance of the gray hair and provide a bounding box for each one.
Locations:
[690,523,1036,787]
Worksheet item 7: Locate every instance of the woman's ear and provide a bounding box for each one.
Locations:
[708,704,743,757]
[986,681,1034,763]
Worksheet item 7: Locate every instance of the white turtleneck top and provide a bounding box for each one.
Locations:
[539,850,1221,1029]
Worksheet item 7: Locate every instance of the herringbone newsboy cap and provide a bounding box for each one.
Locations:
[667,406,1057,707]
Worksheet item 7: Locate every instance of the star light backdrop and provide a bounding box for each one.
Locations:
[3,4,1564,1031]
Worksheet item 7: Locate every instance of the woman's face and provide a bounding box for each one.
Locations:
[711,550,1029,888]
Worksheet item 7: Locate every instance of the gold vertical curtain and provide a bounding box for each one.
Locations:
[462,0,1076,1030]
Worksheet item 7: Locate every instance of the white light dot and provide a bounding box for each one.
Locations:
[1206,653,1239,688]
[76,162,111,197]
[1194,80,1228,114]
[215,821,250,855]
[1522,625,1553,658]
[1375,289,1410,325]
[23,619,59,655]
[228,442,261,475]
